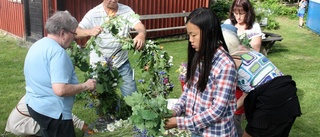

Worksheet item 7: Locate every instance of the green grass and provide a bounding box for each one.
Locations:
[1,16,320,136]
[266,17,320,136]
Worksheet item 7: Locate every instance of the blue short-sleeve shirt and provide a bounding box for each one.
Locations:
[24,37,78,120]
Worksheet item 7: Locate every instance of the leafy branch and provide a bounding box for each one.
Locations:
[239,33,252,48]
[102,14,174,136]
[68,14,174,136]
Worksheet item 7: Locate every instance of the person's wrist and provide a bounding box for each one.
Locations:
[137,31,146,37]
[83,83,88,90]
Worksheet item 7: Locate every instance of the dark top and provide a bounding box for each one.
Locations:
[244,75,302,128]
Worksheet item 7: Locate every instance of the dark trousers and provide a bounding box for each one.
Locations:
[245,116,297,137]
[27,105,75,137]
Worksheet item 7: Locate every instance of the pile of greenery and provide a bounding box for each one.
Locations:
[68,14,175,136]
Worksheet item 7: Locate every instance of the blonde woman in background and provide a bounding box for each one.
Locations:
[223,27,301,137]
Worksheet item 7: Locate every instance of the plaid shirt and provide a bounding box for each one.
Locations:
[173,47,237,137]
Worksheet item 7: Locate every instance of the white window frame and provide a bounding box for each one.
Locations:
[9,0,22,4]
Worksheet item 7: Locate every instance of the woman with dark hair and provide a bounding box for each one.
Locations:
[164,7,238,137]
[224,0,262,52]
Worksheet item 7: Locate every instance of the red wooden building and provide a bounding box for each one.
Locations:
[0,0,210,43]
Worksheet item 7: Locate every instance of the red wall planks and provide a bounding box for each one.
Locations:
[0,1,25,38]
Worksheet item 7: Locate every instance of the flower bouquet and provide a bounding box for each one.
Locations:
[239,33,252,49]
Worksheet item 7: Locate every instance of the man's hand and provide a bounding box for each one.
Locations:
[90,26,103,37]
[133,33,145,50]
[132,22,146,51]
[76,26,103,39]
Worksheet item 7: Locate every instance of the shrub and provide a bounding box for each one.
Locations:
[210,0,232,21]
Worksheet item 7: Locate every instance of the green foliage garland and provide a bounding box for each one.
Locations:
[68,14,174,136]
[67,41,131,119]
[105,15,174,136]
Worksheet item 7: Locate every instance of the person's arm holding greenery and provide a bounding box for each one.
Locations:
[132,22,146,50]
[52,79,96,97]
[76,26,103,39]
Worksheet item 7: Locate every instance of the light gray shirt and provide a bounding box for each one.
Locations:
[79,3,141,68]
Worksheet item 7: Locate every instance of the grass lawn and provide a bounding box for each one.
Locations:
[0,16,320,136]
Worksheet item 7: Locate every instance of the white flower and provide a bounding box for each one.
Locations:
[92,74,98,79]
[168,56,173,66]
[93,128,99,133]
[107,124,115,132]
[114,120,122,127]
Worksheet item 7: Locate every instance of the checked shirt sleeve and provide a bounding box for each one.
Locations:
[172,85,188,116]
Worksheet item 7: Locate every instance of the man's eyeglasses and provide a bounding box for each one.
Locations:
[64,29,77,36]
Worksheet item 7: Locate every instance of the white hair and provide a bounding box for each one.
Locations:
[222,28,241,55]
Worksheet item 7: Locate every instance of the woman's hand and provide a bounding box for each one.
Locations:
[164,117,177,130]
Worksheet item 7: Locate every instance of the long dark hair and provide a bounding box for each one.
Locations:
[229,0,256,30]
[186,7,228,92]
